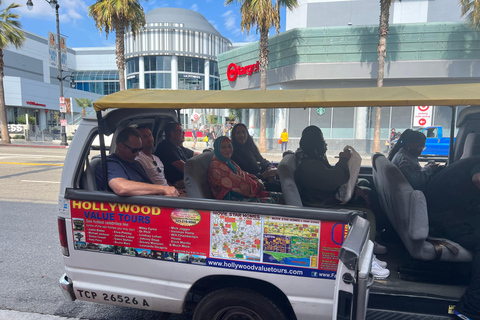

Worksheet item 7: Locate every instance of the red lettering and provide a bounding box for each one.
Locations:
[227,61,260,81]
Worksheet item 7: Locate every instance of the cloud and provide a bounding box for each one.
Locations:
[222,10,236,30]
[6,0,88,23]
[190,3,198,12]
[244,33,259,42]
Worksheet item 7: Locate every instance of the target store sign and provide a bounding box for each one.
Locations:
[413,106,432,127]
[227,61,260,81]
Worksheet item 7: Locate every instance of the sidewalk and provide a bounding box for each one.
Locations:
[0,139,68,148]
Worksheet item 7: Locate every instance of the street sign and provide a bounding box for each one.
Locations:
[413,105,432,127]
[61,119,67,127]
[59,97,67,113]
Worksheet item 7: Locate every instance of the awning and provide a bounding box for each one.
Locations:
[93,83,480,112]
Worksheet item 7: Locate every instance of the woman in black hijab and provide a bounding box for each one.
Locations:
[230,123,280,191]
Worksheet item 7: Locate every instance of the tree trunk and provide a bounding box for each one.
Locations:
[258,29,269,153]
[0,49,10,144]
[373,0,391,153]
[115,21,126,91]
[82,108,86,117]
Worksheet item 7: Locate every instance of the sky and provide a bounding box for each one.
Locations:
[4,0,288,48]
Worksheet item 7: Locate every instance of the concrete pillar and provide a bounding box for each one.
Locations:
[204,60,210,90]
[171,56,178,90]
[139,56,145,89]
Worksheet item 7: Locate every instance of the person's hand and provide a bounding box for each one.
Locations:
[473,173,480,190]
[262,167,277,180]
[163,186,180,197]
[339,149,351,160]
[428,163,439,171]
[257,180,266,192]
[354,186,370,206]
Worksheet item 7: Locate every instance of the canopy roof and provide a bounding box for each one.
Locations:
[93,83,480,112]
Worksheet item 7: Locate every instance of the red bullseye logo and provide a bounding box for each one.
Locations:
[418,106,429,112]
[227,61,260,82]
[419,118,427,126]
[227,63,238,81]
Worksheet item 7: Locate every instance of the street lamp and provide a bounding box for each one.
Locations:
[26,0,68,146]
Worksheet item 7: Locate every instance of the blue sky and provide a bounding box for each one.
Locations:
[4,0,287,48]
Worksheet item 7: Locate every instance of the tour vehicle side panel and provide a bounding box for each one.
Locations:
[61,190,369,319]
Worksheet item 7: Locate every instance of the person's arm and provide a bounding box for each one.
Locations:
[171,159,186,173]
[109,178,179,197]
[397,157,434,190]
[210,162,260,197]
[301,157,350,192]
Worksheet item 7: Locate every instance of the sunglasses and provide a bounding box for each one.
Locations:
[123,143,142,154]
[153,160,162,173]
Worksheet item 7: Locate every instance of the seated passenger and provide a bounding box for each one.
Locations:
[294,126,388,278]
[390,131,480,319]
[95,127,179,197]
[230,123,280,192]
[208,136,284,204]
[135,126,187,195]
[154,122,200,189]
[388,129,441,190]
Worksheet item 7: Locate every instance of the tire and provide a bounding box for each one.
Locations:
[193,287,287,320]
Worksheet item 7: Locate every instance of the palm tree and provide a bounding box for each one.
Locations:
[74,98,93,117]
[88,0,146,91]
[460,0,480,30]
[226,0,298,152]
[0,1,25,144]
[372,0,394,153]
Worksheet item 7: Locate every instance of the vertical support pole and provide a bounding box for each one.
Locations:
[448,106,457,164]
[96,111,108,191]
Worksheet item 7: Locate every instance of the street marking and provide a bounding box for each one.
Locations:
[21,180,60,184]
[0,161,63,166]
[0,153,65,158]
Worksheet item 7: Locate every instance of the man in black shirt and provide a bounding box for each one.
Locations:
[155,122,200,188]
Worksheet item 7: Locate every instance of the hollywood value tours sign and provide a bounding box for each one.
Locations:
[227,61,260,82]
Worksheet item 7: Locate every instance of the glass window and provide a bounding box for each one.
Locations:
[210,61,219,77]
[185,58,192,72]
[127,75,139,89]
[310,107,333,139]
[178,56,185,72]
[209,77,221,91]
[332,107,354,138]
[126,57,139,74]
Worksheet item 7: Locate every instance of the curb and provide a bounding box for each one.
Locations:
[0,143,68,149]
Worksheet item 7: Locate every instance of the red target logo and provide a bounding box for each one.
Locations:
[418,106,429,112]
[419,118,427,126]
[227,63,238,82]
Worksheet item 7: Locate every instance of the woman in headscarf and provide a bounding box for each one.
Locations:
[388,129,441,190]
[230,123,280,191]
[208,136,284,204]
[295,126,389,278]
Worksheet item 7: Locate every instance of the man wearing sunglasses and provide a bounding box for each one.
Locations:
[95,127,179,197]
[155,122,200,189]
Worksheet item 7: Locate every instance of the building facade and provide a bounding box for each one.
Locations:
[2,8,231,135]
[217,0,480,153]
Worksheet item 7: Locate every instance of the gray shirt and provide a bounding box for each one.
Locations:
[391,147,435,190]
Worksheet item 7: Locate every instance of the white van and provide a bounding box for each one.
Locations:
[57,84,480,319]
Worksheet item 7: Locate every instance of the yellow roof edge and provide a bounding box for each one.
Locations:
[93,83,480,112]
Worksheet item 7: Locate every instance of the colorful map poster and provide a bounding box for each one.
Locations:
[210,212,262,261]
[263,216,320,268]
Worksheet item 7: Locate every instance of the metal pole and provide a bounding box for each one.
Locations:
[56,2,68,146]
[448,106,457,164]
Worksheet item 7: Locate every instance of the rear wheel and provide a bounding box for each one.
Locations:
[193,287,287,320]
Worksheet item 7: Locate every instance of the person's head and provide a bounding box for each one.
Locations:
[137,125,154,152]
[164,122,184,147]
[115,127,142,163]
[299,125,327,159]
[283,128,287,133]
[391,128,396,133]
[214,136,233,160]
[232,123,250,145]
[388,129,426,160]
